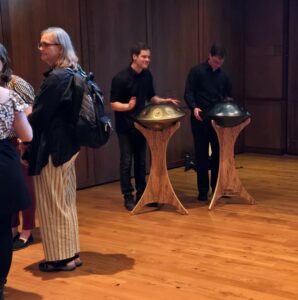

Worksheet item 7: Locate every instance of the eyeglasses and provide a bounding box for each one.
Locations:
[37,42,60,49]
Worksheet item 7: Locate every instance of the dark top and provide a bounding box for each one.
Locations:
[110,66,155,133]
[0,93,31,215]
[184,61,232,113]
[0,140,31,215]
[26,68,80,175]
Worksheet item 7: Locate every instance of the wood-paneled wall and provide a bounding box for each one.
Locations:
[0,0,296,188]
[288,0,298,154]
[148,0,199,165]
[243,0,287,154]
[79,0,150,186]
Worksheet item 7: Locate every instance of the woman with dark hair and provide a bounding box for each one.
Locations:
[0,43,36,251]
[0,85,33,300]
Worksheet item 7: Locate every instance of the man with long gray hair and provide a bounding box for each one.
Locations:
[22,27,82,272]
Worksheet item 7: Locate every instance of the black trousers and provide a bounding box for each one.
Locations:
[191,115,219,195]
[0,214,13,282]
[117,129,147,197]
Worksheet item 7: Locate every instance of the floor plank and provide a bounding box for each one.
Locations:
[6,153,298,300]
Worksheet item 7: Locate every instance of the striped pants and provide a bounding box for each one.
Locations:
[33,154,80,261]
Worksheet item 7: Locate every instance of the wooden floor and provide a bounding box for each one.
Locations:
[6,153,298,300]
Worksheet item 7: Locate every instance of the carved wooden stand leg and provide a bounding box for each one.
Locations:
[208,118,255,210]
[131,122,188,215]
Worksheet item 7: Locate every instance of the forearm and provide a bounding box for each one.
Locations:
[151,96,168,104]
[151,96,180,106]
[110,101,133,111]
[13,112,33,142]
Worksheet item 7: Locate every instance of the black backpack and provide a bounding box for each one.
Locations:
[70,67,113,148]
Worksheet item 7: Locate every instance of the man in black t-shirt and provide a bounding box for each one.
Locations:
[110,42,179,211]
[184,44,232,202]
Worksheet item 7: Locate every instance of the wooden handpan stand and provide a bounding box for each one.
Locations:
[209,118,255,210]
[131,121,188,215]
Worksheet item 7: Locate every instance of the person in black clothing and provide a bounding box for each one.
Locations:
[0,87,32,300]
[184,44,232,201]
[110,42,179,211]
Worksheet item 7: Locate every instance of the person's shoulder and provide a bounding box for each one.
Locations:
[9,74,35,103]
[13,74,29,85]
[45,68,72,86]
[12,75,34,90]
[196,61,208,70]
[188,62,205,76]
[51,67,72,78]
[112,67,131,85]
[114,67,130,79]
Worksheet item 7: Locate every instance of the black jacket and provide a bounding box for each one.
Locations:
[27,68,80,175]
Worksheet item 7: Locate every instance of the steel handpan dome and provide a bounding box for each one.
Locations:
[207,100,251,127]
[136,104,185,130]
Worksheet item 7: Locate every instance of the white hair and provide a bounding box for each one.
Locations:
[41,27,78,69]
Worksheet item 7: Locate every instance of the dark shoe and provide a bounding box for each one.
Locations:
[13,234,33,251]
[39,259,76,272]
[124,195,135,211]
[198,194,208,201]
[184,153,197,172]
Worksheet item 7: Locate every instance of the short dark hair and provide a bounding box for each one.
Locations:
[130,42,151,60]
[0,43,13,85]
[210,44,227,59]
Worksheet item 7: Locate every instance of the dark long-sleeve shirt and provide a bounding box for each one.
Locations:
[184,61,232,112]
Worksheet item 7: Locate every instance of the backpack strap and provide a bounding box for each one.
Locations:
[72,73,85,123]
